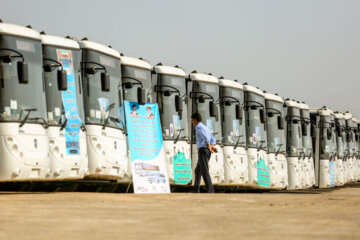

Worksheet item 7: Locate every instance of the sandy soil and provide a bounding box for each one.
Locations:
[0,186,359,240]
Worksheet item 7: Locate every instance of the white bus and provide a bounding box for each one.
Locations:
[41,33,88,179]
[0,22,49,180]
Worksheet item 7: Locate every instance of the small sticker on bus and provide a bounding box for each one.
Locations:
[48,112,54,121]
[90,109,95,118]
[55,107,61,116]
[96,110,101,119]
[4,107,11,117]
[10,100,17,110]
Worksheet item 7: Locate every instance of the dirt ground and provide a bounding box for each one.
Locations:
[0,186,359,240]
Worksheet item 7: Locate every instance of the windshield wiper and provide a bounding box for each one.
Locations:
[28,117,48,128]
[103,116,126,134]
[102,103,115,130]
[60,118,68,131]
[233,135,244,149]
[174,128,185,144]
[275,144,283,156]
[103,115,116,128]
[298,151,304,160]
[101,102,126,134]
[59,117,86,132]
[257,140,265,152]
[19,108,38,128]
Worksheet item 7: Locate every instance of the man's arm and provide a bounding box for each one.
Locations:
[210,135,216,145]
[209,135,218,153]
[197,126,211,147]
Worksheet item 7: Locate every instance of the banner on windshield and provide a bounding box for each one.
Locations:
[56,50,82,155]
[124,101,170,194]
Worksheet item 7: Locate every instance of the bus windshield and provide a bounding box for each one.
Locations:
[81,50,123,129]
[156,74,188,141]
[221,87,245,147]
[301,109,313,156]
[335,118,345,158]
[122,65,152,103]
[0,35,47,124]
[286,107,302,157]
[266,100,285,153]
[320,116,334,160]
[43,46,85,126]
[192,81,222,144]
[245,92,267,149]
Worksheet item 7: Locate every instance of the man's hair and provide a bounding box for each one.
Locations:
[132,104,137,109]
[191,112,202,122]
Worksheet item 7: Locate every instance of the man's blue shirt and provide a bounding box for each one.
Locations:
[195,122,216,149]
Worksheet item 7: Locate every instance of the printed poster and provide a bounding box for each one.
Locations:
[124,101,170,194]
[173,149,192,185]
[56,49,81,155]
[329,161,336,187]
[257,152,270,187]
[171,115,192,184]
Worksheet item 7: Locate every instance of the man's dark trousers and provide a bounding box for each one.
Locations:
[194,147,214,193]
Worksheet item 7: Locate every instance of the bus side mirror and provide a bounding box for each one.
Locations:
[17,61,29,84]
[137,87,146,105]
[198,95,205,103]
[124,82,133,89]
[302,123,308,136]
[311,125,317,138]
[209,101,217,118]
[346,132,351,142]
[57,69,68,91]
[235,104,243,120]
[327,128,332,140]
[101,72,110,92]
[260,108,266,123]
[163,90,171,97]
[278,116,284,130]
[175,95,183,112]
[336,126,341,137]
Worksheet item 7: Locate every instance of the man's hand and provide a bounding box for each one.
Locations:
[207,144,217,153]
[211,145,218,153]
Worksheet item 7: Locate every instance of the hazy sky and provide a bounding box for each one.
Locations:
[1,0,359,116]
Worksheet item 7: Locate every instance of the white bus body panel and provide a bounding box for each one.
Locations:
[352,157,359,181]
[268,153,288,189]
[48,126,88,179]
[191,144,225,185]
[223,145,248,185]
[299,159,307,189]
[303,156,315,188]
[335,158,345,186]
[357,158,360,181]
[347,157,356,181]
[246,148,268,186]
[0,123,50,180]
[318,159,331,188]
[343,159,351,183]
[286,156,302,190]
[86,125,130,180]
[163,140,191,183]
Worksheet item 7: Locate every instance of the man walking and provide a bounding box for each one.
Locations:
[191,112,216,193]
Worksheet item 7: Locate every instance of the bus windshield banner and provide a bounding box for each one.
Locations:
[124,101,170,194]
[57,50,81,155]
